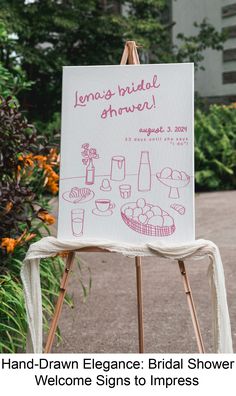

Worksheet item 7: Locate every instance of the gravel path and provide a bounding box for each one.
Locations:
[48,191,236,353]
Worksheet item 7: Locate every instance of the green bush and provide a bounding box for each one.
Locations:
[195,104,236,191]
[0,22,32,100]
[0,96,59,243]
[0,95,63,352]
[0,65,63,352]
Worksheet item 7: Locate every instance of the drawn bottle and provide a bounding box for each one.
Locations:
[138,151,151,191]
[86,159,95,185]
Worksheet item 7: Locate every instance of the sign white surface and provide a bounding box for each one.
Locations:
[58,64,194,243]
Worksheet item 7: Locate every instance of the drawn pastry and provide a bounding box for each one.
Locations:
[170,203,186,215]
[121,198,175,236]
[63,187,94,203]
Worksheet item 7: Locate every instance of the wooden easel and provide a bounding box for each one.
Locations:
[44,41,205,354]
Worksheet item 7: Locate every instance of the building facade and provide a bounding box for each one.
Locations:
[172,0,236,103]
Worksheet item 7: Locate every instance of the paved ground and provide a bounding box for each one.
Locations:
[48,191,236,353]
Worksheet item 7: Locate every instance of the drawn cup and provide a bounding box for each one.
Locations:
[95,199,115,212]
[119,184,131,199]
[71,208,84,237]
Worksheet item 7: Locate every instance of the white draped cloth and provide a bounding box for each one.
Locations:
[21,236,233,353]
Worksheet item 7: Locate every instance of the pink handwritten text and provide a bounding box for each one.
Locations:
[118,74,160,97]
[101,95,156,119]
[139,127,164,136]
[74,89,115,108]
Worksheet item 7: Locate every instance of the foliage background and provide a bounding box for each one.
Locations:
[0,0,225,123]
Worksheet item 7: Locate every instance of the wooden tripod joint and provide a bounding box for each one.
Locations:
[178,260,186,275]
[60,252,75,291]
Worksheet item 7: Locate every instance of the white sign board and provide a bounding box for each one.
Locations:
[58,64,194,244]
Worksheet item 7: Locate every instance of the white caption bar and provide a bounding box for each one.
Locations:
[0,354,235,395]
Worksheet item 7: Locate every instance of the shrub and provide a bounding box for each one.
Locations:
[0,96,62,352]
[0,22,32,100]
[0,96,59,245]
[195,104,236,191]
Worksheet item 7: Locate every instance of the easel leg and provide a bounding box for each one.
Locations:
[135,256,144,353]
[178,260,205,353]
[44,252,75,353]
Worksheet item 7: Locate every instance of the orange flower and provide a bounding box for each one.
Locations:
[47,181,59,194]
[37,210,55,225]
[33,155,47,167]
[22,154,34,167]
[4,202,13,214]
[1,238,18,253]
[17,153,34,169]
[1,232,37,254]
[43,164,53,173]
[17,150,59,195]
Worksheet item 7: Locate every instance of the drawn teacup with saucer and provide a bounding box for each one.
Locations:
[92,199,115,216]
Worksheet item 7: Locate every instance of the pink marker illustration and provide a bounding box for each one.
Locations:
[81,143,99,185]
[138,151,151,192]
[92,199,115,216]
[71,208,85,237]
[110,156,126,181]
[156,167,190,198]
[100,178,112,191]
[63,186,94,204]
[170,203,186,215]
[119,184,131,199]
[120,198,175,236]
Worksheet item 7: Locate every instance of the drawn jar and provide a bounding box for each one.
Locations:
[110,156,126,181]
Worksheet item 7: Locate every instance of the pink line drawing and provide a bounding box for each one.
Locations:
[81,143,99,185]
[138,151,151,192]
[71,208,84,237]
[170,203,186,215]
[63,187,94,204]
[119,184,131,199]
[110,155,126,181]
[92,199,115,216]
[156,167,190,199]
[100,178,112,191]
[120,198,175,236]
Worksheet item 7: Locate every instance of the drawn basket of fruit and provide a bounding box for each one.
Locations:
[121,198,175,237]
